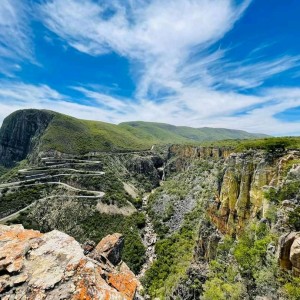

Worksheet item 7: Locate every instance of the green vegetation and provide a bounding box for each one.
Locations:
[121,121,268,143]
[201,136,300,152]
[60,171,133,207]
[265,180,300,204]
[3,109,267,155]
[283,276,300,300]
[41,113,153,154]
[203,222,276,299]
[13,201,146,274]
[143,206,201,298]
[0,160,29,183]
[288,207,300,231]
[0,165,8,177]
[202,270,246,300]
[79,211,146,274]
[233,222,275,275]
[0,185,45,218]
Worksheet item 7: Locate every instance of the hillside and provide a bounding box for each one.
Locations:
[0,110,300,299]
[120,121,268,142]
[0,109,268,166]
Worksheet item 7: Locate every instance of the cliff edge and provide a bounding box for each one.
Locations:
[0,224,140,300]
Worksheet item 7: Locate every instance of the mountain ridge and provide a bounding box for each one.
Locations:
[0,109,269,166]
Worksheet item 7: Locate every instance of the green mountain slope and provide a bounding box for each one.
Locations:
[0,109,269,160]
[120,121,268,142]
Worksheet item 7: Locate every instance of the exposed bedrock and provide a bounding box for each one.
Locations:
[0,224,141,300]
[0,109,54,167]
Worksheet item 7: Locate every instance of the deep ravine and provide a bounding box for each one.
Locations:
[138,193,157,279]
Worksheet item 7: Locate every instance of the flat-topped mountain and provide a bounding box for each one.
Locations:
[0,109,267,166]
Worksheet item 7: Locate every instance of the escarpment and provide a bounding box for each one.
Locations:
[1,110,300,299]
[144,143,300,299]
[167,145,300,236]
[210,150,300,235]
[0,109,54,167]
[0,224,140,300]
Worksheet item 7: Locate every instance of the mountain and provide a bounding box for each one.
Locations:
[0,109,268,166]
[120,121,268,142]
[0,108,300,299]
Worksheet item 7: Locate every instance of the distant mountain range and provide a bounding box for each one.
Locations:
[0,109,268,166]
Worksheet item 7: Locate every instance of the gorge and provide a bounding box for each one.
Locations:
[0,109,300,299]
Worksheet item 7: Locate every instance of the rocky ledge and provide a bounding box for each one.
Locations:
[0,225,140,300]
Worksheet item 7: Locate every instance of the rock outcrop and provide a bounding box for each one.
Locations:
[0,109,54,167]
[208,151,300,235]
[279,232,300,276]
[0,224,140,300]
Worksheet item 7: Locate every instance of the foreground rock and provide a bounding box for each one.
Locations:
[0,225,140,300]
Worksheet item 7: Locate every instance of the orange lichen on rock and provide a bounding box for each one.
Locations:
[91,233,125,265]
[0,225,140,300]
[108,265,139,300]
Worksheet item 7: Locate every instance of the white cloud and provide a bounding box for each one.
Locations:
[1,0,300,136]
[0,0,33,76]
[34,0,300,136]
[38,0,251,97]
[0,82,116,125]
[1,81,300,136]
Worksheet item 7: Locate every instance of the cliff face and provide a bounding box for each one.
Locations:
[210,150,299,235]
[145,144,300,299]
[0,110,54,167]
[167,145,300,236]
[0,225,140,300]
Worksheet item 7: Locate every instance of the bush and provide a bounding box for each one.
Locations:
[284,277,300,300]
[288,207,300,230]
[79,212,146,274]
[202,277,246,300]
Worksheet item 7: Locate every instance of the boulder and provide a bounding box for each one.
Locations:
[278,232,299,270]
[290,237,300,276]
[0,225,140,300]
[89,233,125,265]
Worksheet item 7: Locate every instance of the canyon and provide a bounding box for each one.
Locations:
[0,109,300,299]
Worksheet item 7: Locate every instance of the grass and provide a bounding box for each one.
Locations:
[0,160,29,183]
[200,136,300,152]
[40,113,155,154]
[121,121,268,142]
[7,109,270,155]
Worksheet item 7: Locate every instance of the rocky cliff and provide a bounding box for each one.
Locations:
[0,224,140,300]
[0,110,54,167]
[145,144,300,299]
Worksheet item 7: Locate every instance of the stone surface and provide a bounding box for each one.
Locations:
[208,151,281,235]
[0,224,140,300]
[278,232,300,276]
[89,233,125,265]
[0,109,54,167]
[290,237,300,276]
[278,232,298,270]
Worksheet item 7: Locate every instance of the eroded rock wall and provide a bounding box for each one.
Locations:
[208,151,300,235]
[0,109,54,167]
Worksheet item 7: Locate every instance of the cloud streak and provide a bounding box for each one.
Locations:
[0,0,300,135]
[0,0,33,76]
[1,81,300,136]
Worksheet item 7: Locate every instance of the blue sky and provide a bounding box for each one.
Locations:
[0,0,300,135]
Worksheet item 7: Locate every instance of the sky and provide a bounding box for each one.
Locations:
[0,0,300,135]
